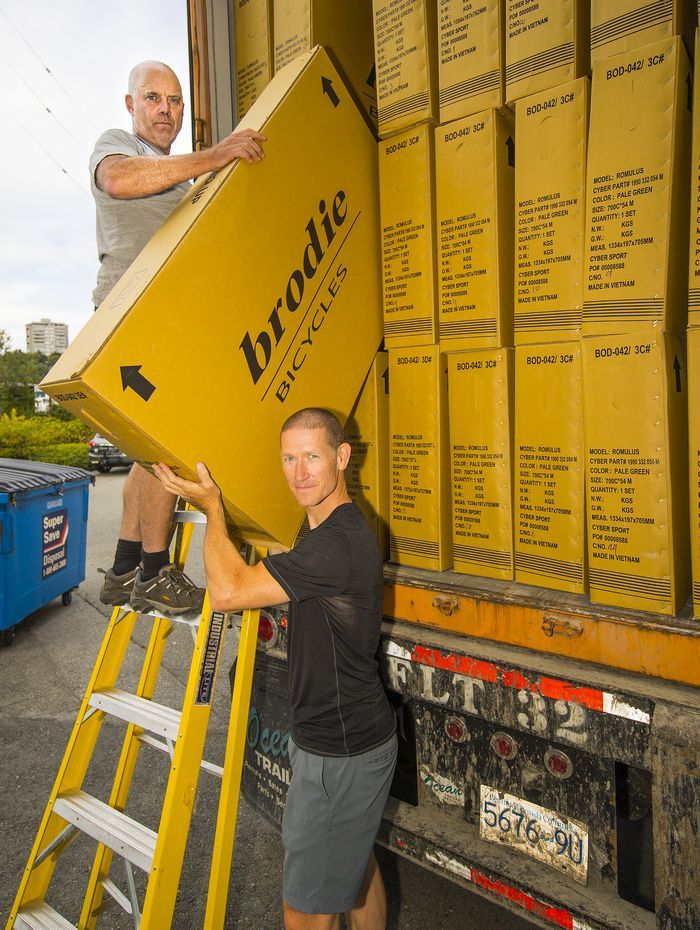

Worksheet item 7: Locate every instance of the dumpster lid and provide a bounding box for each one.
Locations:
[0,458,92,492]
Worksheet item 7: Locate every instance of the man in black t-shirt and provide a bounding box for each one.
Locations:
[154,408,397,930]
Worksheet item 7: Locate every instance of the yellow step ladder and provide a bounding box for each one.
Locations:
[5,508,265,930]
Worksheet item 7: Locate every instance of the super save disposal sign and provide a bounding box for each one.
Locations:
[42,509,68,578]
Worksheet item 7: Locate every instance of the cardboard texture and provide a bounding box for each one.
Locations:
[273,0,376,126]
[233,0,274,120]
[346,352,390,559]
[514,344,586,594]
[583,333,691,616]
[591,0,696,65]
[689,29,700,327]
[689,327,700,616]
[41,49,382,548]
[438,0,505,123]
[435,108,515,351]
[505,0,590,104]
[389,347,452,570]
[515,78,589,343]
[583,37,692,335]
[379,123,438,348]
[448,348,514,580]
[373,0,438,137]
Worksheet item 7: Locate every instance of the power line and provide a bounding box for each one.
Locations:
[0,48,90,154]
[0,4,100,134]
[0,98,91,199]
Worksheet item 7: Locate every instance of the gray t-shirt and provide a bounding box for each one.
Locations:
[89,129,191,307]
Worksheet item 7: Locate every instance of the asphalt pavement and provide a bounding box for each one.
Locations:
[0,469,535,929]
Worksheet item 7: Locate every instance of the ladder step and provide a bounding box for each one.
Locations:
[14,903,77,930]
[52,790,157,873]
[89,688,181,741]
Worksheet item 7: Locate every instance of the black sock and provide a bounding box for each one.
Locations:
[112,539,142,576]
[141,548,170,581]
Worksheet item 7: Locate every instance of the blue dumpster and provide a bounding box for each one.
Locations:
[0,459,93,645]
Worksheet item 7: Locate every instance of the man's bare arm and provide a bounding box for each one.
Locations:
[96,128,266,199]
[153,462,288,612]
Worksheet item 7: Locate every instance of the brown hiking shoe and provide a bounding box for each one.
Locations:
[98,567,138,607]
[130,564,205,615]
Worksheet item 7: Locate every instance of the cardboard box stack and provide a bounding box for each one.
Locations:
[689,28,700,329]
[435,108,515,351]
[514,77,589,343]
[505,0,590,104]
[689,328,700,616]
[233,0,274,120]
[372,0,438,137]
[438,0,505,123]
[42,49,382,549]
[273,0,377,126]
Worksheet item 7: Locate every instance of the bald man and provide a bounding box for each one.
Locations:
[92,60,266,614]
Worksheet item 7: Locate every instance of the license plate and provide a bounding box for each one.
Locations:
[479,785,589,884]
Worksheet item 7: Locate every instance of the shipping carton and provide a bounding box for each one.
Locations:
[448,348,514,579]
[689,29,700,327]
[273,0,376,126]
[373,0,438,137]
[514,344,586,594]
[379,123,438,348]
[234,0,274,120]
[41,49,382,548]
[346,352,390,558]
[438,0,505,123]
[591,0,696,65]
[505,0,590,104]
[582,333,691,616]
[389,347,452,570]
[515,78,589,343]
[689,327,700,616]
[435,108,515,351]
[583,37,692,335]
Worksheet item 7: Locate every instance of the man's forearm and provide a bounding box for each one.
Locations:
[99,151,213,199]
[203,500,248,607]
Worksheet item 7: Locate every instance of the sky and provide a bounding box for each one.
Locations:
[0,0,193,351]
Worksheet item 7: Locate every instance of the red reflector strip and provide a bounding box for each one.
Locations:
[470,868,574,929]
[410,645,605,712]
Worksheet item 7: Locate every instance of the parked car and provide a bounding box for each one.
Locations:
[87,434,133,473]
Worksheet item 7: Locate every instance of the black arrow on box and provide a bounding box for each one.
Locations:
[673,355,682,392]
[120,365,156,401]
[322,76,340,108]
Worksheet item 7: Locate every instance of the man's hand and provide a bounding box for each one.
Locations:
[153,462,222,515]
[205,128,266,168]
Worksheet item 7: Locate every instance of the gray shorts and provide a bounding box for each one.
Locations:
[282,733,398,915]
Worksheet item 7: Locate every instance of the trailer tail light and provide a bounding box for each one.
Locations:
[490,732,518,761]
[444,716,467,743]
[544,747,573,779]
[257,610,278,649]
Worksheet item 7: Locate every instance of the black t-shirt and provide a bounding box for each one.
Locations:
[263,503,396,757]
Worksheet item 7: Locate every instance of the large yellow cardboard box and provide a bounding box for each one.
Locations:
[591,0,696,65]
[448,348,514,580]
[514,344,586,594]
[505,0,589,105]
[373,0,438,137]
[583,37,692,335]
[435,108,514,351]
[41,49,382,549]
[346,352,390,559]
[582,333,691,616]
[234,0,274,120]
[438,0,505,123]
[515,78,589,344]
[379,123,438,348]
[689,30,700,328]
[689,327,700,616]
[273,0,376,126]
[388,347,452,570]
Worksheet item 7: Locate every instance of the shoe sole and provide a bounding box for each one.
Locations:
[99,592,134,607]
[130,596,204,616]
